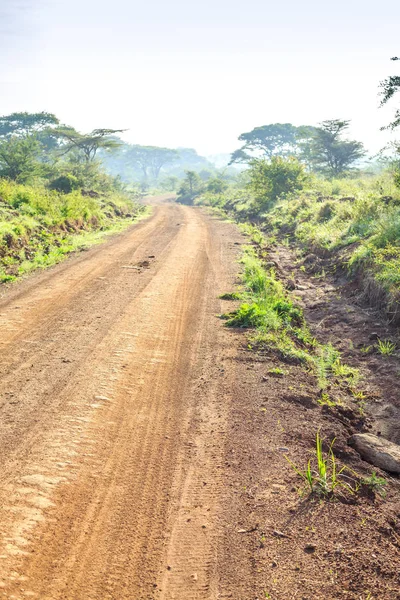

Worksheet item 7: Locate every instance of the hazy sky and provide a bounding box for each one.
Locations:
[1,0,399,156]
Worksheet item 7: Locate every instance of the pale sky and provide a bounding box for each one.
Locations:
[1,0,399,156]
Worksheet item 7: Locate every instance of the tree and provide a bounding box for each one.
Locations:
[0,136,42,181]
[295,125,319,169]
[309,120,365,176]
[380,57,400,130]
[146,147,178,180]
[123,145,178,182]
[177,170,203,204]
[229,148,252,165]
[247,156,308,208]
[206,177,228,194]
[160,175,179,191]
[51,127,125,162]
[0,112,59,138]
[230,123,302,164]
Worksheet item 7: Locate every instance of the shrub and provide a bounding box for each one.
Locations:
[49,174,80,194]
[247,156,308,209]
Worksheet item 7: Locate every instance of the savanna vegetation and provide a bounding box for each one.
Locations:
[195,57,400,323]
[0,111,145,283]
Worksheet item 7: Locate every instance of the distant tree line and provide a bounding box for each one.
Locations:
[100,144,216,190]
[229,120,365,177]
[0,111,125,192]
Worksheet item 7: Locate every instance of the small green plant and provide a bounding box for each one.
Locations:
[219,291,240,300]
[376,339,396,356]
[317,392,337,407]
[268,367,286,377]
[314,343,359,389]
[285,432,355,498]
[361,472,387,495]
[360,345,373,354]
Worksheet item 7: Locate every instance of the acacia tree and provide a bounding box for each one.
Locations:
[51,127,125,162]
[0,112,61,180]
[230,123,306,165]
[380,57,400,130]
[124,145,178,182]
[0,112,59,138]
[309,120,365,176]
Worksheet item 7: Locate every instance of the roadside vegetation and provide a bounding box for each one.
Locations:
[192,61,400,322]
[197,116,400,321]
[221,245,360,403]
[0,112,145,283]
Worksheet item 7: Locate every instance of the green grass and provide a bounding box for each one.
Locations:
[268,367,286,377]
[360,472,387,495]
[285,431,356,498]
[200,172,400,317]
[376,339,396,356]
[219,291,241,300]
[0,179,147,283]
[222,249,359,392]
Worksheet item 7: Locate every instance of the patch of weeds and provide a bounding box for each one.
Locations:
[268,367,286,377]
[252,330,313,365]
[225,248,361,398]
[360,345,373,354]
[360,472,387,496]
[376,339,396,356]
[238,222,265,246]
[314,343,359,389]
[331,358,359,383]
[313,268,326,279]
[224,302,281,329]
[285,431,356,498]
[0,273,16,283]
[219,291,240,300]
[317,392,337,407]
[351,389,367,414]
[293,325,317,347]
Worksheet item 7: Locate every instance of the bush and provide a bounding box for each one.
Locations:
[49,174,80,194]
[247,156,308,209]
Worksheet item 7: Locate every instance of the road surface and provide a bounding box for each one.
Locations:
[0,199,242,600]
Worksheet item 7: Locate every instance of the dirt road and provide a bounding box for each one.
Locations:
[0,200,243,600]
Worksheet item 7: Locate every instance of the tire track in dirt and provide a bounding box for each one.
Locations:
[0,201,244,599]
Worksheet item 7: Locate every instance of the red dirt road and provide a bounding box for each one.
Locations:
[0,200,243,599]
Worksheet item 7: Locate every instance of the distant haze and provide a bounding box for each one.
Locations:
[1,0,399,155]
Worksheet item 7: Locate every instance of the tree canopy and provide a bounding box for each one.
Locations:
[231,123,300,163]
[229,123,317,165]
[124,146,179,181]
[307,120,365,176]
[380,57,400,130]
[0,112,59,138]
[51,127,125,162]
[0,136,42,182]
